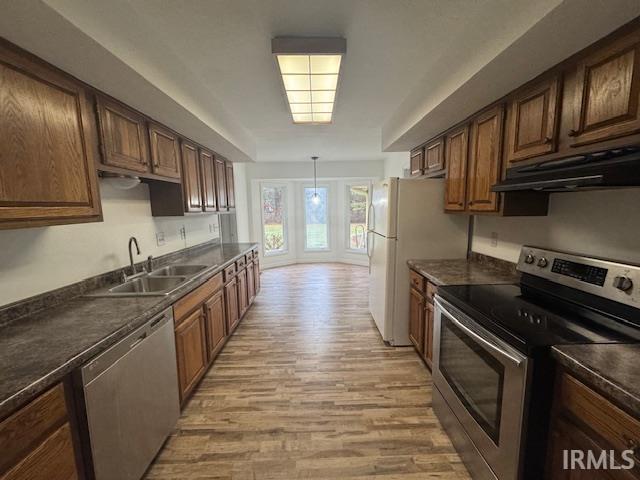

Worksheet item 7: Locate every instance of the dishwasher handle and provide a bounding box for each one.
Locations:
[81,307,173,385]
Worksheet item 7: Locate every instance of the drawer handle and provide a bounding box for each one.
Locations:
[568,129,579,137]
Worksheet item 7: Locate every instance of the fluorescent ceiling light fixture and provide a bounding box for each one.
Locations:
[272,37,346,124]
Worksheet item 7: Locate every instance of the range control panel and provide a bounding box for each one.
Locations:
[517,246,639,308]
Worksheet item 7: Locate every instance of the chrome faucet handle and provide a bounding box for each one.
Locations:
[146,255,154,273]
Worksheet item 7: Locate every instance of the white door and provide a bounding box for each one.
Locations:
[369,179,397,238]
[368,231,396,342]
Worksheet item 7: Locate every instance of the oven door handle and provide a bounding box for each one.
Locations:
[435,298,524,367]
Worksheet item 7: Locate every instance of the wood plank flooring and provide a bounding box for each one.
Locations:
[145,263,470,480]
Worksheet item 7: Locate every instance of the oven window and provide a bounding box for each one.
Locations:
[439,315,505,444]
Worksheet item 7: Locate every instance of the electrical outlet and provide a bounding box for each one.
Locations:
[156,231,166,246]
[490,232,498,247]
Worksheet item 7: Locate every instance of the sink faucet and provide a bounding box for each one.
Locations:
[128,237,141,276]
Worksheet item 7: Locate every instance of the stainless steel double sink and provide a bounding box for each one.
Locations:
[92,264,212,297]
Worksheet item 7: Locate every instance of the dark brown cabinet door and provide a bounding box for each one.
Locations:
[467,105,504,212]
[570,31,640,147]
[148,122,181,179]
[203,290,226,364]
[425,137,445,173]
[246,261,255,305]
[215,157,228,211]
[409,288,425,354]
[444,125,469,212]
[174,307,207,403]
[424,303,434,369]
[237,268,249,317]
[0,40,101,229]
[253,259,261,294]
[410,147,424,176]
[180,140,203,213]
[506,76,560,163]
[199,149,217,212]
[96,96,150,173]
[225,161,236,209]
[224,278,239,333]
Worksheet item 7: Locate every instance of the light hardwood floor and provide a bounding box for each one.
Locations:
[145,263,470,479]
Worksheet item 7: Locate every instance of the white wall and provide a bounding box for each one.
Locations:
[473,189,640,264]
[383,152,410,178]
[0,180,220,306]
[246,160,383,269]
[233,163,251,242]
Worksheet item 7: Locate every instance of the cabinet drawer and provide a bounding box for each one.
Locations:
[223,263,236,282]
[0,384,68,475]
[2,422,78,480]
[173,273,222,323]
[409,271,425,293]
[557,372,640,455]
[426,282,438,304]
[236,257,246,270]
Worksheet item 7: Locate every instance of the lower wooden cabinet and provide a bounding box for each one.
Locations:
[409,287,425,354]
[547,371,640,479]
[253,258,261,294]
[203,290,226,363]
[174,307,208,404]
[0,383,81,480]
[237,268,249,317]
[247,261,256,305]
[225,277,240,333]
[408,270,437,370]
[424,303,434,369]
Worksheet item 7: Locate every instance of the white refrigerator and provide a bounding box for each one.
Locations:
[367,178,469,346]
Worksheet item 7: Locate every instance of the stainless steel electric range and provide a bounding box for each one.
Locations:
[432,246,640,480]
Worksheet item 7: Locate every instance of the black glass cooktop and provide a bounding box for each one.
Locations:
[437,284,640,355]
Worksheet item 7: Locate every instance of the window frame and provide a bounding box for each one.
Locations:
[345,182,370,254]
[260,183,289,257]
[302,184,331,252]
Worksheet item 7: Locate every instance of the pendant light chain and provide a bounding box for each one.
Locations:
[312,156,319,198]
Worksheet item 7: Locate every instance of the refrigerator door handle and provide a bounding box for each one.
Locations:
[368,202,375,232]
[367,231,374,273]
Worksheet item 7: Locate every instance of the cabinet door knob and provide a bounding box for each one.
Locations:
[568,129,579,137]
[544,136,552,144]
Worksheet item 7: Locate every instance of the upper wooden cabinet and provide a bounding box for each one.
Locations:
[0,40,102,230]
[570,30,640,147]
[148,123,181,179]
[409,147,424,176]
[180,140,203,213]
[225,161,236,210]
[506,76,560,164]
[444,125,469,212]
[199,149,217,212]
[424,137,445,174]
[96,96,150,173]
[215,157,228,210]
[467,105,504,213]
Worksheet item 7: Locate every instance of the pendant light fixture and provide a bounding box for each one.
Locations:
[311,156,320,204]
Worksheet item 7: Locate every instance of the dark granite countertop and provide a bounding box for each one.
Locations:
[407,255,519,286]
[552,344,640,417]
[0,242,257,419]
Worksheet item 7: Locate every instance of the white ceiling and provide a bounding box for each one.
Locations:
[3,1,640,163]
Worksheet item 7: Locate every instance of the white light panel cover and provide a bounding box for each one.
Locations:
[276,54,342,124]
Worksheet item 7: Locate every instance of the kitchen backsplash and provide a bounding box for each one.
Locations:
[0,180,220,306]
[473,188,640,264]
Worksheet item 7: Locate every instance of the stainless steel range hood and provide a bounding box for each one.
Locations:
[492,146,640,192]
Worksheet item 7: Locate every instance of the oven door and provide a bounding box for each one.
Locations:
[433,296,530,480]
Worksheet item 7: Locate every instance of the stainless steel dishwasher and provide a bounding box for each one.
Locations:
[80,307,179,480]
